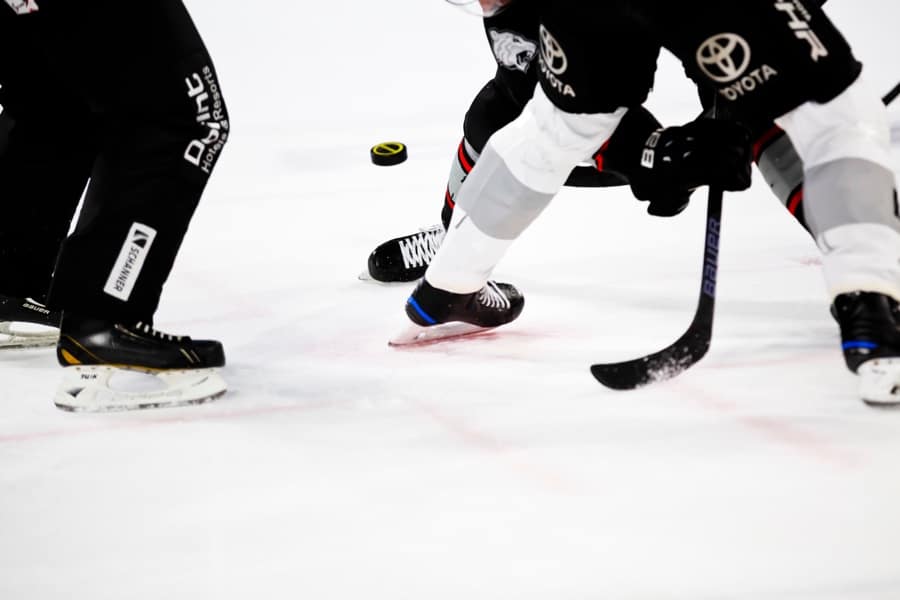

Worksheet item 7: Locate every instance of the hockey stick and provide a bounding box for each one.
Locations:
[590,187,723,389]
[883,81,900,106]
[591,84,898,390]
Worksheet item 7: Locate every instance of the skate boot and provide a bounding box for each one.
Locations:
[832,291,900,406]
[0,294,61,349]
[364,224,445,283]
[389,279,524,346]
[54,314,227,412]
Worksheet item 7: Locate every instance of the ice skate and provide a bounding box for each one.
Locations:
[833,291,900,406]
[389,279,524,346]
[54,315,227,412]
[0,294,61,349]
[362,224,445,283]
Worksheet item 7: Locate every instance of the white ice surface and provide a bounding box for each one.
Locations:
[3,2,900,599]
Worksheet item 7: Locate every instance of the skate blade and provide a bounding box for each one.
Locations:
[389,322,492,347]
[357,270,395,284]
[0,321,59,349]
[54,366,227,412]
[358,270,421,286]
[858,358,900,407]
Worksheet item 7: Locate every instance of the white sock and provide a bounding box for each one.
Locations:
[424,206,513,294]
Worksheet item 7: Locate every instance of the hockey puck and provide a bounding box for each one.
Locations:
[370,141,408,166]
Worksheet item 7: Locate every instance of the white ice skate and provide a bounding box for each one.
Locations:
[54,366,227,412]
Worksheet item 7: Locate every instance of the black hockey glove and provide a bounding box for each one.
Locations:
[595,107,687,215]
[630,118,753,216]
[597,109,752,217]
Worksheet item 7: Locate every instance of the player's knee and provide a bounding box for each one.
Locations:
[489,86,626,194]
[463,78,528,152]
[776,76,891,171]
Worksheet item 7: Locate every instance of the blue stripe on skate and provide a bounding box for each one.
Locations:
[407,297,437,325]
[843,341,879,350]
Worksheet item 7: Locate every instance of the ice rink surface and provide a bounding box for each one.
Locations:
[3,2,900,598]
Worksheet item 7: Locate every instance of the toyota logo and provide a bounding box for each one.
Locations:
[696,33,751,83]
[539,25,567,75]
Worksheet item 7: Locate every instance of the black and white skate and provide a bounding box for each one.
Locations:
[54,315,227,412]
[832,291,900,407]
[389,279,524,346]
[0,294,61,348]
[363,224,445,283]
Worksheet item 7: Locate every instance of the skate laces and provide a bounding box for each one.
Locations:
[398,225,445,269]
[478,281,512,310]
[133,321,186,342]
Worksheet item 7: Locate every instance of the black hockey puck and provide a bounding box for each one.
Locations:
[370,141,408,166]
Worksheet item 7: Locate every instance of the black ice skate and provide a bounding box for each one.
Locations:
[363,224,445,283]
[54,315,227,412]
[0,294,61,349]
[389,279,524,346]
[832,291,900,406]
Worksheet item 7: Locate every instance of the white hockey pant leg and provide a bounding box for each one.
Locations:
[776,76,900,301]
[425,205,516,294]
[426,87,626,294]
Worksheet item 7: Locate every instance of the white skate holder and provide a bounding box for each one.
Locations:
[389,322,492,346]
[858,358,900,407]
[54,366,227,412]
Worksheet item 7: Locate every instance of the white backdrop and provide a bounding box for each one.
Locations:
[2,2,900,598]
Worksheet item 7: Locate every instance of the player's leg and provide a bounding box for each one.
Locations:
[369,0,671,284]
[367,0,541,283]
[777,82,900,404]
[31,0,230,409]
[0,99,91,347]
[0,12,96,346]
[45,0,229,323]
[753,81,897,235]
[393,3,659,342]
[752,124,811,229]
[375,1,749,291]
[662,0,900,403]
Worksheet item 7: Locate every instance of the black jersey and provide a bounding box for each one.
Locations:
[537,0,860,129]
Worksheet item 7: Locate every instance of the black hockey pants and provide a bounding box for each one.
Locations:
[0,0,228,322]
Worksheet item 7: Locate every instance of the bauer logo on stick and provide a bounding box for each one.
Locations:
[370,141,408,166]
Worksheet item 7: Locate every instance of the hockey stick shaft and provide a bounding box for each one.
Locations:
[590,187,723,390]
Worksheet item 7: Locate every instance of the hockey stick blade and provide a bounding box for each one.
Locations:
[591,187,723,390]
[883,81,900,107]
